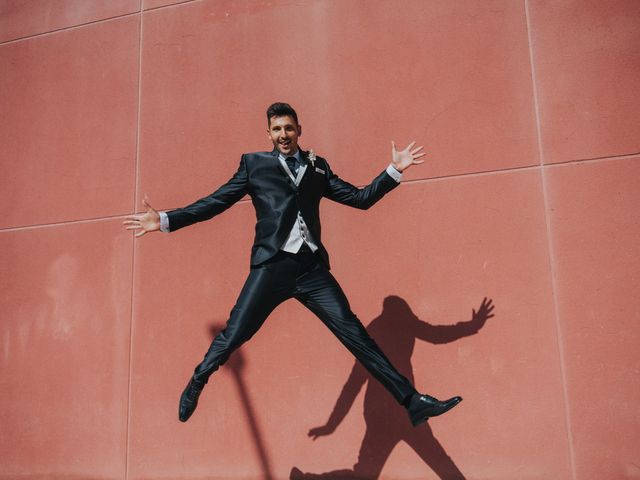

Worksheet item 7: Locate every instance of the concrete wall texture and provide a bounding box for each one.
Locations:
[1,1,639,479]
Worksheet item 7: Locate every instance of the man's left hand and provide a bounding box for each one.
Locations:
[391,141,426,172]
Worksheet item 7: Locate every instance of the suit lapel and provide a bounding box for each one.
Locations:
[273,148,291,180]
[297,149,312,189]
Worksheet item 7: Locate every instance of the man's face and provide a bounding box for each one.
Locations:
[267,115,301,156]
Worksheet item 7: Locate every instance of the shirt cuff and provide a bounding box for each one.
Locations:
[159,211,170,232]
[386,164,402,183]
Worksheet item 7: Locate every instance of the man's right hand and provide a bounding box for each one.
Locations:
[123,197,161,237]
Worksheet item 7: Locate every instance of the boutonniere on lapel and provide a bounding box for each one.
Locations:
[309,149,326,175]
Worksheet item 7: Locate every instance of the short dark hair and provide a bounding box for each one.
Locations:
[267,102,298,126]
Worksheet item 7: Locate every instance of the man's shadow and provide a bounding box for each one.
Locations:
[290,296,494,480]
[207,324,275,480]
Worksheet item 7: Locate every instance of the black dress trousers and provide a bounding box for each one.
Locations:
[192,247,417,405]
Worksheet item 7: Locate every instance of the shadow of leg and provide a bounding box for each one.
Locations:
[289,425,398,479]
[351,424,398,479]
[405,424,466,479]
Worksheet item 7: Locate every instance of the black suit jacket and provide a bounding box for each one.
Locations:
[166,148,399,268]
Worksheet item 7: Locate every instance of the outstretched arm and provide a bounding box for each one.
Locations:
[123,157,248,236]
[323,141,426,209]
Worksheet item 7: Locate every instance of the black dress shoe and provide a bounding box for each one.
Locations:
[179,377,205,422]
[407,393,462,426]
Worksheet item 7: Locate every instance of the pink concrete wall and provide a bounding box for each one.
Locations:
[1,1,638,479]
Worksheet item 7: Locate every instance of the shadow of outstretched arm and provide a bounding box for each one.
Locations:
[414,297,494,344]
[307,362,368,441]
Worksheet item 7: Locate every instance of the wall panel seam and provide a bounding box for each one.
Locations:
[125,4,144,479]
[142,0,201,13]
[525,1,577,478]
[0,11,141,46]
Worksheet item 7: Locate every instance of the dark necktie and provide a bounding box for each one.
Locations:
[285,156,298,176]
